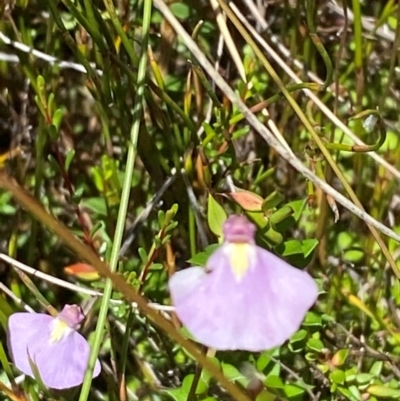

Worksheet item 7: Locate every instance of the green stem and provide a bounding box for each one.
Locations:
[306,0,333,90]
[229,82,321,125]
[189,208,196,256]
[62,0,107,53]
[47,0,104,100]
[27,118,46,265]
[351,0,363,74]
[103,0,139,67]
[326,110,386,153]
[350,0,364,193]
[78,0,152,398]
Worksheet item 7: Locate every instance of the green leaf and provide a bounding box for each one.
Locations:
[48,124,60,141]
[290,329,308,343]
[256,348,280,372]
[170,2,192,19]
[265,362,281,378]
[52,108,64,131]
[163,387,188,401]
[286,199,307,221]
[150,263,163,271]
[221,363,249,386]
[37,75,46,106]
[380,130,399,152]
[303,312,322,327]
[16,0,29,7]
[306,338,324,353]
[47,93,55,116]
[283,384,305,398]
[279,240,303,256]
[232,125,250,140]
[182,373,209,394]
[71,177,86,204]
[202,122,217,145]
[288,329,307,352]
[337,386,360,401]
[263,226,284,246]
[348,385,362,400]
[157,210,166,227]
[343,249,364,263]
[262,191,284,211]
[356,373,374,384]
[301,239,319,257]
[368,385,400,398]
[256,390,277,401]
[279,239,318,258]
[265,375,284,389]
[35,94,47,118]
[305,352,317,362]
[138,247,148,263]
[91,167,104,192]
[330,370,345,385]
[269,206,293,225]
[47,154,60,174]
[331,349,349,367]
[65,149,75,172]
[81,197,108,216]
[90,220,107,239]
[337,231,355,249]
[207,194,227,239]
[0,192,16,215]
[187,244,219,266]
[345,367,358,382]
[164,206,177,227]
[317,363,329,374]
[370,361,383,376]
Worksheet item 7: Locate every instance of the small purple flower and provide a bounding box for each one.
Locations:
[7,304,101,389]
[169,215,318,351]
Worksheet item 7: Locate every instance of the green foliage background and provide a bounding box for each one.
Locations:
[1,0,400,400]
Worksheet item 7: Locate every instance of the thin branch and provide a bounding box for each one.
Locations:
[0,253,175,312]
[0,31,103,75]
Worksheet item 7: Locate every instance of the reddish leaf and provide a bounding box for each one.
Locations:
[224,190,263,211]
[64,263,100,281]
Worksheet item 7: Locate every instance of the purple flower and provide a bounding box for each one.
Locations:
[169,215,318,351]
[7,304,101,389]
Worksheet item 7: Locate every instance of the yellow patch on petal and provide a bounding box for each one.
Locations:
[49,318,71,343]
[229,243,252,281]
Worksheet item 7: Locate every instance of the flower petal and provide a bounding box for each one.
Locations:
[7,313,53,378]
[58,304,85,329]
[168,266,208,301]
[8,312,101,389]
[169,244,318,351]
[27,330,101,389]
